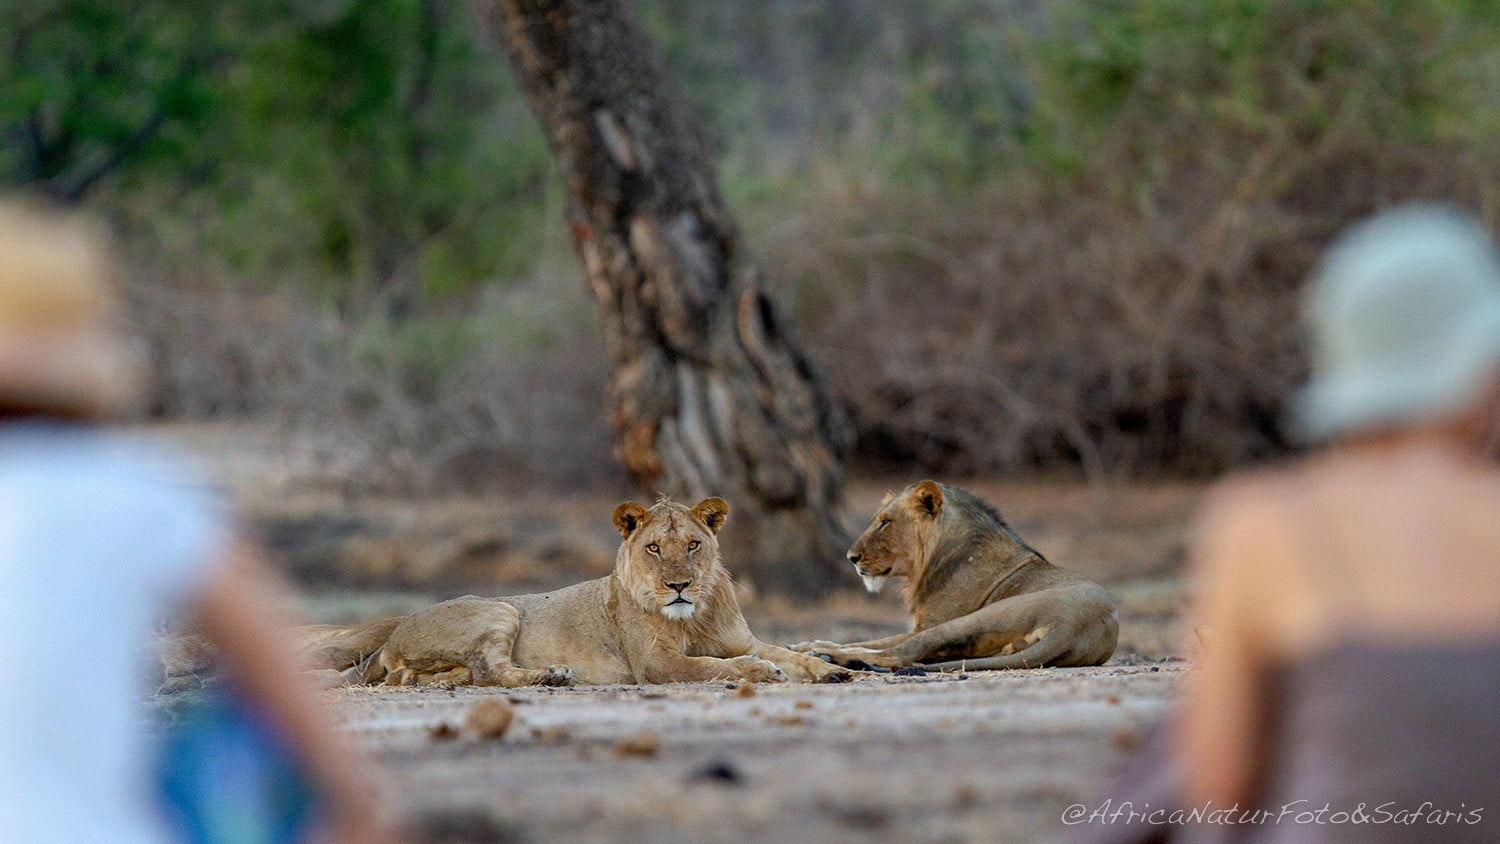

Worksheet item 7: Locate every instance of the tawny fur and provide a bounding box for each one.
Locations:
[792,480,1118,671]
[298,497,850,687]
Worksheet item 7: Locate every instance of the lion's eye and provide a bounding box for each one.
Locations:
[877,519,892,531]
[687,540,700,551]
[646,543,660,554]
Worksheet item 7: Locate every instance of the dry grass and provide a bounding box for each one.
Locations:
[127,274,620,494]
[762,134,1483,479]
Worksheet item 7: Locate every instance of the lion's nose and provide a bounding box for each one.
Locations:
[666,580,691,593]
[847,552,861,564]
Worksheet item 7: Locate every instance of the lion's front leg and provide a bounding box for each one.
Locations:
[825,598,1061,670]
[807,620,997,670]
[749,641,855,682]
[639,653,787,684]
[808,646,911,670]
[789,631,916,654]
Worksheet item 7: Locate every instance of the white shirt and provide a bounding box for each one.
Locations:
[0,423,227,844]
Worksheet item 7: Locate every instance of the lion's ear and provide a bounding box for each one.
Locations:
[612,502,649,538]
[691,497,730,534]
[910,480,943,518]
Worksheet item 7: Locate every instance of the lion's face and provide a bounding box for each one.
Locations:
[846,480,944,593]
[612,497,730,621]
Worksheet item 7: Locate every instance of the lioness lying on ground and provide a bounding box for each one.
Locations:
[792,481,1117,670]
[300,496,850,686]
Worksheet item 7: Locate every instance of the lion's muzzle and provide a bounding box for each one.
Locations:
[851,561,889,594]
[660,580,696,620]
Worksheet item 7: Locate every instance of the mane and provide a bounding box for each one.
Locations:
[904,484,1044,612]
[948,487,1011,530]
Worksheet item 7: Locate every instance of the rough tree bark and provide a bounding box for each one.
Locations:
[487,0,853,595]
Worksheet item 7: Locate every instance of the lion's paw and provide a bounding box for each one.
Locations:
[816,666,857,683]
[818,648,901,671]
[542,665,574,686]
[727,655,787,683]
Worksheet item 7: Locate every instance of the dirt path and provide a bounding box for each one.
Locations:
[331,665,1182,844]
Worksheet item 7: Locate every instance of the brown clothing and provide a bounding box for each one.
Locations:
[1249,639,1499,843]
[1077,640,1500,844]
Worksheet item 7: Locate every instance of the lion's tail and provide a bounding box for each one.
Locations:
[921,626,1076,672]
[295,616,403,672]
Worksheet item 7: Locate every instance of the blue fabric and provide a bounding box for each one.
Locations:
[155,686,319,844]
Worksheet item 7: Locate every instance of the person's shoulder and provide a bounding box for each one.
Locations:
[1200,460,1309,525]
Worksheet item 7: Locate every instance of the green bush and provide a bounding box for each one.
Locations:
[1022,0,1494,181]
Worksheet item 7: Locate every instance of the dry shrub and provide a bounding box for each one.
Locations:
[770,136,1482,477]
[759,0,1495,477]
[126,272,619,493]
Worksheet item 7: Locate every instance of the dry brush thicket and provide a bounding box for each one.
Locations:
[130,275,618,493]
[773,141,1485,478]
[128,136,1485,490]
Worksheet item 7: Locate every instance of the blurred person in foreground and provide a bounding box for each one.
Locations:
[1080,205,1500,844]
[0,201,395,843]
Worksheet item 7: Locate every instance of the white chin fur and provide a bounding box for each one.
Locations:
[660,602,696,621]
[861,575,885,594]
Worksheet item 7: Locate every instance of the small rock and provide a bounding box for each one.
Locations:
[770,715,808,726]
[732,683,756,698]
[1111,728,1142,751]
[427,722,459,741]
[464,697,515,739]
[687,760,744,785]
[410,809,528,843]
[1106,693,1122,704]
[614,730,659,757]
[824,803,889,830]
[531,725,571,745]
[793,699,813,709]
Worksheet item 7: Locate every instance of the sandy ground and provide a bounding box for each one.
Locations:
[148,422,1201,844]
[329,665,1182,844]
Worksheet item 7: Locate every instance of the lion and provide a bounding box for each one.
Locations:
[791,480,1117,670]
[300,496,851,686]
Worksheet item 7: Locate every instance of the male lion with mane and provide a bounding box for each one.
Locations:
[792,480,1117,670]
[300,496,850,686]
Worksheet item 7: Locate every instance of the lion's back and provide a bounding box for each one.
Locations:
[927,489,1115,619]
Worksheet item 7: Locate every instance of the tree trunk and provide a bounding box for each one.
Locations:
[487,0,853,595]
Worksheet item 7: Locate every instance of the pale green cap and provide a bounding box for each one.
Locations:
[1291,205,1500,441]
